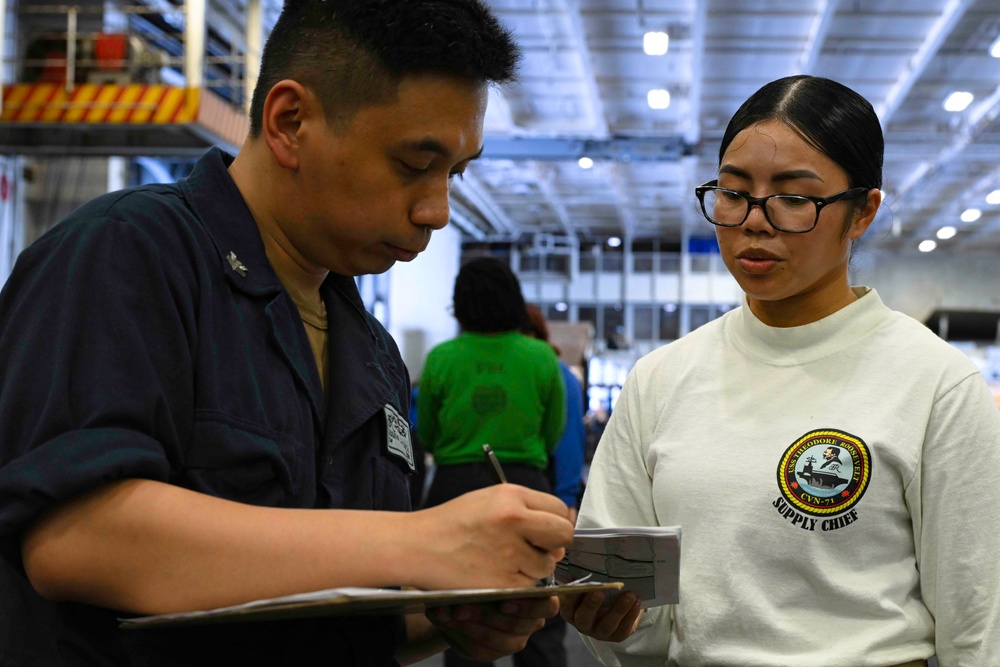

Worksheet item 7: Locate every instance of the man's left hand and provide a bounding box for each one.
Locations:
[426,596,559,660]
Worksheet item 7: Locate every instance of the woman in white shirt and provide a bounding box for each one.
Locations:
[561,75,1000,667]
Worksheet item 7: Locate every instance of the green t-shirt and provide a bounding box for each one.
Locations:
[417,332,566,468]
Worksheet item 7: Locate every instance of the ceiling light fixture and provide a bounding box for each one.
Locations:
[943,91,974,112]
[961,208,982,223]
[918,240,937,253]
[986,189,1000,205]
[607,237,622,248]
[578,157,594,169]
[990,34,1000,58]
[936,226,957,240]
[643,31,669,56]
[647,89,671,110]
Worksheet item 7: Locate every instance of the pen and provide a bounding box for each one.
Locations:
[482,443,556,587]
[482,443,508,483]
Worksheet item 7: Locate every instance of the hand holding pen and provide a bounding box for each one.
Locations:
[483,444,557,587]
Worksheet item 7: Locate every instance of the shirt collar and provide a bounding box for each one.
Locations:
[180,148,376,330]
[180,147,283,297]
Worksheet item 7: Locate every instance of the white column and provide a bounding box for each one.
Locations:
[184,0,205,88]
[244,0,262,112]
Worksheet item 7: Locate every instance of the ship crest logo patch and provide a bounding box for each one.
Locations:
[776,429,872,520]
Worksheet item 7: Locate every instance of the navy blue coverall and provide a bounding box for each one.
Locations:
[0,149,414,666]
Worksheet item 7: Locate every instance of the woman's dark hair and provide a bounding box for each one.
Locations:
[249,0,521,136]
[719,75,883,192]
[452,257,529,334]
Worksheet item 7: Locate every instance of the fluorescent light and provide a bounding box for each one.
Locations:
[990,35,1000,58]
[647,89,671,110]
[578,157,594,169]
[643,31,669,56]
[986,189,1000,205]
[936,226,957,240]
[943,91,974,112]
[607,237,622,248]
[555,302,568,312]
[961,208,982,223]
[918,240,937,253]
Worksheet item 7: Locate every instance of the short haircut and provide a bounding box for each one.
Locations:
[248,0,521,136]
[719,75,884,192]
[452,257,529,334]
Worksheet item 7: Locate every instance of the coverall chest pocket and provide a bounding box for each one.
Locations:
[181,413,305,506]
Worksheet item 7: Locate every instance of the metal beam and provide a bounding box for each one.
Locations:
[551,0,608,138]
[447,198,488,241]
[875,0,973,124]
[954,165,1000,250]
[451,170,519,236]
[685,0,707,146]
[798,0,840,74]
[888,80,1000,240]
[481,134,690,161]
[534,164,575,237]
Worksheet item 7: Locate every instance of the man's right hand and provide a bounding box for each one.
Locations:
[408,484,574,591]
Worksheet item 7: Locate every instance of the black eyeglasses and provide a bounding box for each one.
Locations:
[694,180,871,233]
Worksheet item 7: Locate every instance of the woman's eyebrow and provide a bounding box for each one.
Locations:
[718,164,824,183]
[771,169,824,183]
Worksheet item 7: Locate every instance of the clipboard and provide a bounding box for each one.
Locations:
[119,581,624,630]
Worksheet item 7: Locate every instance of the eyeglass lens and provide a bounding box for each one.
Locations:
[702,190,816,232]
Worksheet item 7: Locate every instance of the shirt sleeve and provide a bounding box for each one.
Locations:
[577,366,671,665]
[540,353,567,453]
[552,365,585,507]
[913,371,1000,666]
[0,212,195,550]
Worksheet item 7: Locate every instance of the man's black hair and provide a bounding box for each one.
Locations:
[452,257,530,334]
[248,0,521,136]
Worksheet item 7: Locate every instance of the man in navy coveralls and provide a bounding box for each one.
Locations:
[0,1,576,664]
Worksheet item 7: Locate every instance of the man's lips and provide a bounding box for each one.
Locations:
[386,243,422,261]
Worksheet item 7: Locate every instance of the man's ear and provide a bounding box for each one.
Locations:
[260,80,311,170]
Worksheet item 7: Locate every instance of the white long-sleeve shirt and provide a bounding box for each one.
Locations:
[579,288,1000,667]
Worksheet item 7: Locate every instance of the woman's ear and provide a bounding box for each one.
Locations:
[260,79,311,170]
[848,187,883,241]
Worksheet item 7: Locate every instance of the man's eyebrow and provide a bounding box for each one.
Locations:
[718,164,824,183]
[404,139,484,163]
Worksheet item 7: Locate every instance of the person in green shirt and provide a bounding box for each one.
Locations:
[418,256,567,667]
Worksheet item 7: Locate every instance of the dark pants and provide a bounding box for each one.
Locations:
[422,462,567,667]
[423,461,551,507]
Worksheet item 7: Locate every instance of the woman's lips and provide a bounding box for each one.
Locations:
[737,253,780,274]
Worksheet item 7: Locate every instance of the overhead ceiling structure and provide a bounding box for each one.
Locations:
[450,0,1000,255]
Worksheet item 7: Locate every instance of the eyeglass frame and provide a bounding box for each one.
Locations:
[694,180,872,233]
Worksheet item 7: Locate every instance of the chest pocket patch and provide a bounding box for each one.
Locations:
[383,403,415,473]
